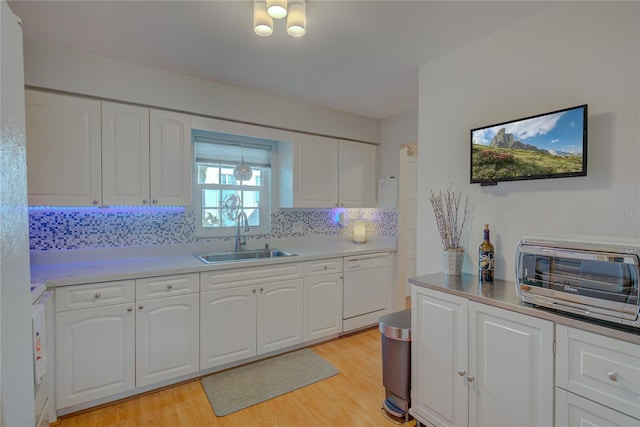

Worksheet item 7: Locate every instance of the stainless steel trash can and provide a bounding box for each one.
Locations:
[379,309,411,423]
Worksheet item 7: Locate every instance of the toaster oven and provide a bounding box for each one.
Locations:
[515,236,640,328]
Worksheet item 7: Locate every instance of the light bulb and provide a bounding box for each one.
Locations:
[267,0,287,19]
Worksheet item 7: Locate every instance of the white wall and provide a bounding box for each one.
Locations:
[379,107,419,179]
[417,2,640,281]
[23,42,380,144]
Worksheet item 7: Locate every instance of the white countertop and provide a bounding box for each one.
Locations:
[31,236,396,287]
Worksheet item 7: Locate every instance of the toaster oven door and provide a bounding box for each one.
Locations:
[517,246,639,322]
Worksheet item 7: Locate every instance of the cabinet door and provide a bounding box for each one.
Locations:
[258,279,304,354]
[292,134,340,207]
[303,273,343,341]
[411,286,468,427]
[25,90,102,206]
[149,109,191,206]
[338,140,377,207]
[102,102,150,206]
[200,287,257,369]
[56,303,135,409]
[136,293,199,388]
[468,301,554,427]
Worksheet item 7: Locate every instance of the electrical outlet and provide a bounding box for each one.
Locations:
[292,222,304,233]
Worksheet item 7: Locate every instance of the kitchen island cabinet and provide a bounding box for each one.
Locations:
[411,285,554,427]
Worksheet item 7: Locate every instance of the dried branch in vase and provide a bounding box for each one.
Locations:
[429,184,469,252]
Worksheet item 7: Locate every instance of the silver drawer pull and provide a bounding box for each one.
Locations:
[608,372,619,382]
[138,304,144,310]
[466,375,475,383]
[167,284,173,289]
[94,293,101,299]
[127,307,133,312]
[458,370,466,377]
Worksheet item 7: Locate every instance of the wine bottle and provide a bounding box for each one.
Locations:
[479,224,494,282]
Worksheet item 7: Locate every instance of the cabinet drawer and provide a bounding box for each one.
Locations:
[200,262,303,291]
[304,258,343,276]
[556,325,640,419]
[55,280,135,312]
[136,273,199,300]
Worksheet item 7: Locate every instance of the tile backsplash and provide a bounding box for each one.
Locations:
[29,207,397,252]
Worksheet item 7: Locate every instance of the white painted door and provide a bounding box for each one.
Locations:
[102,102,150,206]
[135,293,199,388]
[303,273,343,341]
[25,90,102,206]
[149,109,191,206]
[292,133,339,207]
[411,286,468,427]
[338,140,378,207]
[56,303,135,408]
[398,145,418,297]
[468,301,554,427]
[257,279,304,354]
[200,287,257,369]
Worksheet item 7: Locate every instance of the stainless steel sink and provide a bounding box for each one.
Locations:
[194,248,297,264]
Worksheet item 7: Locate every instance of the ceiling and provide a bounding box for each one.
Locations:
[8,0,552,120]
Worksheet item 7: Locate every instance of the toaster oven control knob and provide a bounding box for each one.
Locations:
[608,372,619,382]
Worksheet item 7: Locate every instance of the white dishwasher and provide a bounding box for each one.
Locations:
[343,252,389,332]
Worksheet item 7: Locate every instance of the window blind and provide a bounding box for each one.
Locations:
[194,133,272,167]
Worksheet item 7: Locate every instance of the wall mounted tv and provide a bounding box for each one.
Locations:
[470,104,587,185]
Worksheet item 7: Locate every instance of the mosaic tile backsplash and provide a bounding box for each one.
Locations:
[29,208,397,252]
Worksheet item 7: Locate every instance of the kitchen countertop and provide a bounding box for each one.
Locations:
[31,236,396,287]
[409,272,640,345]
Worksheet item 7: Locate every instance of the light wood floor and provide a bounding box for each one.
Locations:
[53,327,416,427]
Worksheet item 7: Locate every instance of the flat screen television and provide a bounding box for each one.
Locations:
[470,104,587,185]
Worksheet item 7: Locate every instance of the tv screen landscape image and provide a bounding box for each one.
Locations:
[470,104,587,185]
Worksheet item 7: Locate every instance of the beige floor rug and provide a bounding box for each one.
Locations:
[200,348,339,416]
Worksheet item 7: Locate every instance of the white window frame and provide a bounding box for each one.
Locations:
[193,131,273,239]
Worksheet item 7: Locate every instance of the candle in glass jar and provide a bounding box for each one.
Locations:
[353,220,366,244]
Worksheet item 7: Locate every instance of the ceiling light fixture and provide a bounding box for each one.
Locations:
[254,0,306,37]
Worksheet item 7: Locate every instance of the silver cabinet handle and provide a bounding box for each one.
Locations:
[167,284,173,289]
[127,306,133,312]
[138,304,144,310]
[608,372,619,382]
[94,293,101,299]
[260,287,264,292]
[466,375,475,383]
[152,199,158,204]
[143,199,148,204]
[252,289,257,294]
[458,370,466,377]
[92,199,99,205]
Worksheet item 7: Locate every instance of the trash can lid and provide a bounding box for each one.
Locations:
[379,309,411,341]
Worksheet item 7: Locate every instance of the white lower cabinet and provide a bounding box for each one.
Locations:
[555,324,640,423]
[200,278,304,370]
[135,293,199,388]
[56,302,135,409]
[303,258,343,341]
[555,388,639,426]
[56,274,200,411]
[411,286,554,427]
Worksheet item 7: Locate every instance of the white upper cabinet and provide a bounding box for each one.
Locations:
[102,102,150,206]
[279,134,378,208]
[26,90,102,206]
[338,139,378,207]
[26,91,192,207]
[149,109,192,206]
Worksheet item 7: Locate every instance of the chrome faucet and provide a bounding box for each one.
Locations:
[235,211,250,251]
